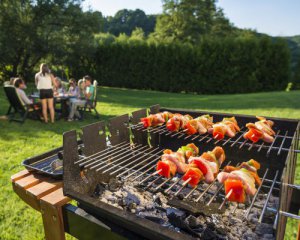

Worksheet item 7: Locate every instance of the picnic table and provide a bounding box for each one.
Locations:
[29,93,70,119]
[11,169,121,240]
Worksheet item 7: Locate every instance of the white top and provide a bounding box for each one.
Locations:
[16,88,32,105]
[35,72,52,90]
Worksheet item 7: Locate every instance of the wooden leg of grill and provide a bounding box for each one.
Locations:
[40,189,70,240]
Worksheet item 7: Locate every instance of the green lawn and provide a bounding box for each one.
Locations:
[0,87,299,240]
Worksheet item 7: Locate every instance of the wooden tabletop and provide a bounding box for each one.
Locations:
[11,169,70,240]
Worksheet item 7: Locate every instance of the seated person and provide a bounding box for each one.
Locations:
[14,78,33,105]
[68,75,94,121]
[67,78,79,97]
[53,77,65,96]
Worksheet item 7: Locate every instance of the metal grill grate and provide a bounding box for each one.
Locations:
[130,122,299,155]
[73,142,300,224]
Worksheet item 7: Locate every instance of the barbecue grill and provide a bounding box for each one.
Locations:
[62,105,300,240]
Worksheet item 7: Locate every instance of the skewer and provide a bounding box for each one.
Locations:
[214,134,220,139]
[218,189,233,210]
[139,169,162,185]
[206,184,223,206]
[164,178,181,193]
[199,134,209,142]
[174,177,192,196]
[239,139,248,149]
[154,178,171,191]
[195,161,232,202]
[257,141,265,152]
[230,132,245,147]
[145,175,163,190]
[184,185,198,199]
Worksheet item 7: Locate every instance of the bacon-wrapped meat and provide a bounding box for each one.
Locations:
[140,111,173,128]
[188,146,226,184]
[210,117,240,140]
[183,115,214,135]
[166,114,193,132]
[217,159,261,203]
[244,116,275,143]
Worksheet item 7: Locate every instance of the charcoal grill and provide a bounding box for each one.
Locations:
[63,105,300,240]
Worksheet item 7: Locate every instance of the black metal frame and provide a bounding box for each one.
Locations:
[61,104,300,240]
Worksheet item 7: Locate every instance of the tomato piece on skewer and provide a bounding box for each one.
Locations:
[182,167,204,187]
[224,179,246,203]
[141,117,152,128]
[156,161,177,178]
[184,121,198,135]
[244,128,263,143]
[213,126,225,140]
[189,160,208,175]
[166,118,180,132]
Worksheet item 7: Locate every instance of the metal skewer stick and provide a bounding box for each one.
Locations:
[218,189,233,210]
[164,178,181,193]
[154,178,171,191]
[139,169,162,185]
[174,177,192,196]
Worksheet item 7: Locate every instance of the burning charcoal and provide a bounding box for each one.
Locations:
[206,222,216,231]
[242,230,257,240]
[124,192,141,206]
[118,199,126,207]
[215,225,227,236]
[255,223,274,236]
[185,215,202,228]
[177,193,185,200]
[263,233,274,239]
[201,227,217,240]
[128,202,137,210]
[166,207,186,228]
[228,216,242,225]
[108,178,122,192]
[130,209,136,214]
[138,212,166,225]
[92,183,105,197]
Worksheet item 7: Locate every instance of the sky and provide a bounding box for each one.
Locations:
[82,0,300,37]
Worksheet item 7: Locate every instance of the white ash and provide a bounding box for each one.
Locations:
[95,178,278,240]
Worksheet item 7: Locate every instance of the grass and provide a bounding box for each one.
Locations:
[0,86,299,239]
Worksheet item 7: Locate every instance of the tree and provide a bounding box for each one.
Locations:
[0,0,101,81]
[153,0,233,43]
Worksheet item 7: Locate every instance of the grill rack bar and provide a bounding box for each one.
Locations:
[130,123,297,155]
[70,136,300,224]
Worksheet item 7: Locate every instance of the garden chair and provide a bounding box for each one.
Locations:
[3,85,41,123]
[80,80,100,119]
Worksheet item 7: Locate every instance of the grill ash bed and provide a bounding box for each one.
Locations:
[62,105,300,240]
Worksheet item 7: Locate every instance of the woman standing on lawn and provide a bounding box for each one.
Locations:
[35,63,56,123]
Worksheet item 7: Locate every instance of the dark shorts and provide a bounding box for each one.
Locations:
[39,89,53,99]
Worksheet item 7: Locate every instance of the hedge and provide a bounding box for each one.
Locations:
[94,37,290,94]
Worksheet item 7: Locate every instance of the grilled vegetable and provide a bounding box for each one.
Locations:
[157,160,177,178]
[224,179,246,203]
[177,143,199,160]
[140,111,173,128]
[182,165,204,187]
[244,117,275,143]
[212,117,240,140]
